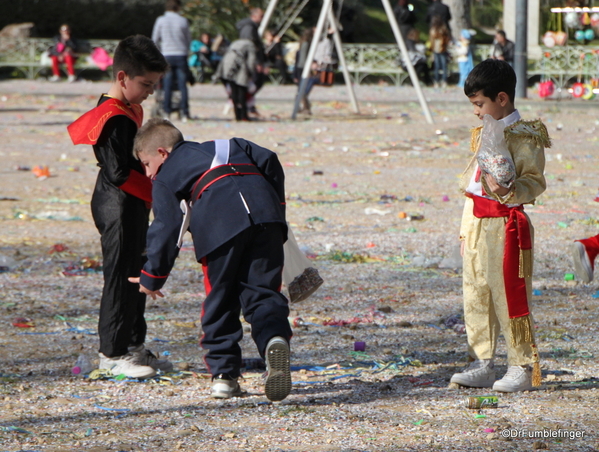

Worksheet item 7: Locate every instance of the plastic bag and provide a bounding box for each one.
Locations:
[477,114,516,189]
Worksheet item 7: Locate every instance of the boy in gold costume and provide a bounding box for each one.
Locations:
[451,59,551,392]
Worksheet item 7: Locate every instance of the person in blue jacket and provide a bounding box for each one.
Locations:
[129,118,293,402]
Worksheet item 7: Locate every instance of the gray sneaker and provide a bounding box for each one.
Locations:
[128,345,173,373]
[98,353,156,379]
[211,374,245,399]
[264,336,291,401]
[450,359,495,388]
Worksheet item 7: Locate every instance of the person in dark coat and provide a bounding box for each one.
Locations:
[426,0,452,33]
[393,0,417,40]
[236,7,266,117]
[129,118,293,402]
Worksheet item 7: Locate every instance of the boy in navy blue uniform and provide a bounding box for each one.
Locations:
[68,36,172,379]
[129,119,293,401]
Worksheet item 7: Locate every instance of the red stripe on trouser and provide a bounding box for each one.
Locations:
[200,256,211,374]
[201,257,212,295]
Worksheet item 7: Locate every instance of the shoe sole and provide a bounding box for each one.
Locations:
[265,340,291,402]
[211,389,243,399]
[492,383,534,392]
[450,375,496,388]
[572,241,593,283]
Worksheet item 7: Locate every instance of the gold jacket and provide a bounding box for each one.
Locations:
[459,119,551,237]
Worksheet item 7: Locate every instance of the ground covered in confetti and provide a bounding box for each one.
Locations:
[0,80,598,451]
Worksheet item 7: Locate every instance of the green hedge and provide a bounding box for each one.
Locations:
[0,0,164,39]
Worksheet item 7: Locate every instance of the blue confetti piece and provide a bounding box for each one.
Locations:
[0,426,33,434]
[533,289,542,296]
[94,404,131,413]
[593,291,599,299]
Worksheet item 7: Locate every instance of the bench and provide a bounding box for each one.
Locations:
[0,37,119,79]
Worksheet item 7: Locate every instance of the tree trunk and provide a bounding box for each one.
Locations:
[446,0,471,42]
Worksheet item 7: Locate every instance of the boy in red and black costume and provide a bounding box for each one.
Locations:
[68,35,171,379]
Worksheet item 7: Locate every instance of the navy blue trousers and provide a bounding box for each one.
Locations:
[199,223,292,378]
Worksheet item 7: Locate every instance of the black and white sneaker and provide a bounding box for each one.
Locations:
[211,374,245,399]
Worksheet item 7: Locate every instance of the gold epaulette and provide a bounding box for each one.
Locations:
[505,119,552,149]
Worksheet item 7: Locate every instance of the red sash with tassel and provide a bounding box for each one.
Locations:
[467,193,541,386]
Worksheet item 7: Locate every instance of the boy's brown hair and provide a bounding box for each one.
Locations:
[133,118,184,158]
[112,35,168,79]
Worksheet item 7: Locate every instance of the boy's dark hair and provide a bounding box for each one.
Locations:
[464,58,516,103]
[112,35,168,79]
[496,29,507,39]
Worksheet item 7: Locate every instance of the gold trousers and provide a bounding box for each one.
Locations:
[462,212,539,366]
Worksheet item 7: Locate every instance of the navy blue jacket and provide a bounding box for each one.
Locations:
[140,138,287,291]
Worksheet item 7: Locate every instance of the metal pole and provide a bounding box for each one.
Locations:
[258,0,280,37]
[514,0,528,99]
[379,0,433,124]
[327,6,360,114]
[292,0,333,119]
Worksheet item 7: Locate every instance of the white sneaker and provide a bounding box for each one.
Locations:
[128,344,173,372]
[450,359,495,388]
[67,74,76,83]
[492,365,533,392]
[49,75,60,82]
[264,336,291,401]
[211,374,245,399]
[98,352,156,379]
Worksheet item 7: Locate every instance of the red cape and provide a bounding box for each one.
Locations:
[67,98,143,145]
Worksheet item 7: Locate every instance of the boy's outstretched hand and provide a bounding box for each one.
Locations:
[128,277,164,300]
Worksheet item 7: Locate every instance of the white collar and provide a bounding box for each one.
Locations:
[501,109,520,127]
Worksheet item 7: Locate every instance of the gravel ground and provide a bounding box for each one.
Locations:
[0,79,598,451]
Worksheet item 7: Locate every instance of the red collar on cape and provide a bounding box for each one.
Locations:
[67,97,143,145]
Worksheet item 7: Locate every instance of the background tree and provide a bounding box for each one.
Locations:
[446,0,472,42]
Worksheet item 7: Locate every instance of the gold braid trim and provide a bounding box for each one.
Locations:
[470,126,482,153]
[505,119,552,149]
[510,315,533,347]
[532,362,542,387]
[519,249,533,279]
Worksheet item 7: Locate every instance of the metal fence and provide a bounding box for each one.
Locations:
[1,37,598,90]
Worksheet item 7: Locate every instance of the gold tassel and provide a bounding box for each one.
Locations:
[532,362,542,387]
[518,249,533,279]
[510,315,533,347]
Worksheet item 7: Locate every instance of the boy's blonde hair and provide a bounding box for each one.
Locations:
[133,118,184,158]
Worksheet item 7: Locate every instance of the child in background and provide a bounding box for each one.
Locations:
[49,24,78,83]
[456,29,474,88]
[429,15,451,88]
[452,59,550,392]
[67,35,171,379]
